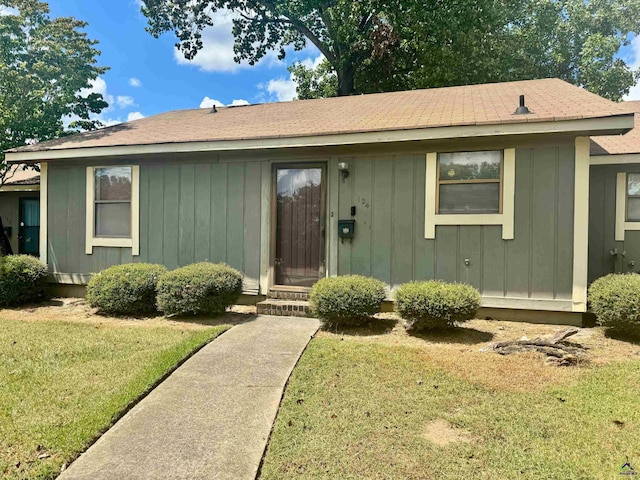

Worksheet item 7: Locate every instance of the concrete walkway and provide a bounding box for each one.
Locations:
[58,316,320,480]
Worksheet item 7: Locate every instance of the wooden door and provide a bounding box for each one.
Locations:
[274,165,326,287]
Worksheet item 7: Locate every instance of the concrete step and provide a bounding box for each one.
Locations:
[267,289,310,301]
[257,299,312,317]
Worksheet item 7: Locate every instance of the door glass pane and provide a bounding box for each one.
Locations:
[439,183,500,214]
[275,167,323,287]
[439,151,501,181]
[628,174,640,196]
[95,167,132,201]
[95,203,131,237]
[628,197,640,221]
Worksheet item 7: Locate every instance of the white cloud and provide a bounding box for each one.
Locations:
[258,54,325,102]
[0,5,18,16]
[80,77,114,109]
[116,95,135,108]
[625,35,640,101]
[174,9,281,73]
[129,77,142,87]
[127,111,145,121]
[199,96,250,108]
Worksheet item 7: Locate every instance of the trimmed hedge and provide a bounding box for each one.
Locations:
[589,273,640,335]
[310,275,386,326]
[156,262,243,316]
[0,255,49,306]
[86,263,167,315]
[395,280,481,331]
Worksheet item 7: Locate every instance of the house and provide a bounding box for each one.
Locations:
[4,78,635,325]
[0,166,40,256]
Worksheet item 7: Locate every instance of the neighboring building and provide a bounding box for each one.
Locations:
[4,79,635,324]
[0,166,40,256]
[590,101,640,282]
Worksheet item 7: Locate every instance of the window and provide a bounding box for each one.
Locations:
[424,149,515,240]
[86,165,140,255]
[615,172,640,241]
[437,151,502,214]
[627,174,640,221]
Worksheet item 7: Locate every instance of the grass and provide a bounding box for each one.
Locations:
[0,316,230,480]
[260,337,640,480]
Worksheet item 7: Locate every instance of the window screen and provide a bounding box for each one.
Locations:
[94,167,132,237]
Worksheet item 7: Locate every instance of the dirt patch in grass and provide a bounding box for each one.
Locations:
[316,315,640,392]
[422,419,475,446]
[0,298,257,330]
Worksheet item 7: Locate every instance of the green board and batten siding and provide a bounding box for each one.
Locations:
[334,145,575,301]
[589,163,640,282]
[46,141,575,303]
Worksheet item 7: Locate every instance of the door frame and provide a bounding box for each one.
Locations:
[269,162,328,291]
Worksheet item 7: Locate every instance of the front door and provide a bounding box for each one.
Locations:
[18,197,39,256]
[274,165,326,287]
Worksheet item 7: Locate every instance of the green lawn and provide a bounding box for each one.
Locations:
[260,338,640,480]
[0,317,229,480]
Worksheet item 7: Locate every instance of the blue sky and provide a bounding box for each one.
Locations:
[38,1,640,125]
[45,0,321,125]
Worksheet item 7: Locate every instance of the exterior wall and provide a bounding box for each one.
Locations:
[589,163,640,282]
[46,139,577,309]
[332,145,575,305]
[47,159,262,292]
[0,191,39,254]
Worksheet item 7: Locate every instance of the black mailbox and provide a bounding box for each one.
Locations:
[338,219,355,239]
[3,227,11,238]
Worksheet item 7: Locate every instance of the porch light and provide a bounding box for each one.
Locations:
[338,162,350,182]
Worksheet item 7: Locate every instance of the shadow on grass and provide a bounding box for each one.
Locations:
[167,312,258,328]
[322,317,399,337]
[408,326,494,345]
[604,328,640,346]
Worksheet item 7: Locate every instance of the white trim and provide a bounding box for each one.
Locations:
[6,115,633,163]
[259,161,271,295]
[590,153,640,165]
[481,296,573,312]
[0,185,40,192]
[572,137,590,313]
[85,165,140,255]
[424,148,515,240]
[614,171,640,241]
[39,163,48,265]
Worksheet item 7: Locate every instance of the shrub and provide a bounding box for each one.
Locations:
[395,280,481,331]
[0,255,49,306]
[86,263,167,315]
[589,273,640,335]
[310,275,387,326]
[156,262,243,316]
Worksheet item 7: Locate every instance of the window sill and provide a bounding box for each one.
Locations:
[86,237,134,253]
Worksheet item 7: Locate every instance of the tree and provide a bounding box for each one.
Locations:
[0,0,108,187]
[143,0,640,101]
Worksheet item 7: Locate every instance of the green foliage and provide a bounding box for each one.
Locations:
[0,0,108,186]
[309,275,386,326]
[143,0,640,101]
[156,262,243,316]
[0,255,48,306]
[86,263,167,315]
[588,274,640,335]
[394,280,481,331]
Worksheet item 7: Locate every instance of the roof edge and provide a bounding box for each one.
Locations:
[6,114,634,163]
[590,153,640,165]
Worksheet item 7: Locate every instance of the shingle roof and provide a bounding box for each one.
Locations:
[3,166,40,186]
[7,78,630,154]
[591,101,640,155]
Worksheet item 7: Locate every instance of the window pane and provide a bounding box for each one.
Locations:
[95,167,132,201]
[95,203,131,237]
[628,198,640,221]
[439,183,500,214]
[439,151,501,181]
[628,174,640,196]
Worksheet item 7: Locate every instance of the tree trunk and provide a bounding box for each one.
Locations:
[336,66,355,96]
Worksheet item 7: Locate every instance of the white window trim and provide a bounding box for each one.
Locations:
[615,171,640,241]
[424,148,515,240]
[85,165,140,255]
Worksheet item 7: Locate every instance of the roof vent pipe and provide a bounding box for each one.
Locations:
[210,105,218,114]
[514,95,531,115]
